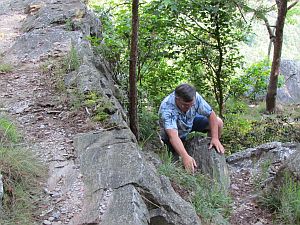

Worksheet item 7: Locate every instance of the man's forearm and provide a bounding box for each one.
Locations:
[169,136,189,158]
[209,111,219,139]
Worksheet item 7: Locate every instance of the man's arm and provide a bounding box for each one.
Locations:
[165,129,197,173]
[208,111,225,154]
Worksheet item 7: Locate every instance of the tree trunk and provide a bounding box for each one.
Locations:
[266,0,287,113]
[129,0,139,139]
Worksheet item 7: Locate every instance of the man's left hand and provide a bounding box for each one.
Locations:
[209,137,225,154]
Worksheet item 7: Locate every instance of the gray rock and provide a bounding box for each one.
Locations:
[3,27,82,65]
[72,128,201,225]
[227,142,298,174]
[185,137,230,191]
[277,59,300,104]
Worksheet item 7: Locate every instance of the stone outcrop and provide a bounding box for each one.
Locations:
[227,142,298,172]
[185,137,230,191]
[277,59,300,104]
[227,142,299,189]
[265,145,300,191]
[71,128,201,225]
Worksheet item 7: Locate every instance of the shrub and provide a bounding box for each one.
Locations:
[222,102,300,154]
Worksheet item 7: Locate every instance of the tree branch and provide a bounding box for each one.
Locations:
[288,0,299,10]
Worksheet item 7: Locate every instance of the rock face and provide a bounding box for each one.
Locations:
[227,142,298,173]
[277,59,300,104]
[227,142,299,190]
[72,128,201,225]
[267,145,300,189]
[185,137,230,191]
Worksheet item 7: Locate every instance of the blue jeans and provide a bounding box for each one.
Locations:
[162,114,209,160]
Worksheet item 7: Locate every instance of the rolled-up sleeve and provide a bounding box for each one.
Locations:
[196,93,212,117]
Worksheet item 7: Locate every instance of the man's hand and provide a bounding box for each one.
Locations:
[182,155,197,173]
[209,137,225,154]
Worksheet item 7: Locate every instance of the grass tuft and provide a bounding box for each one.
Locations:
[260,172,300,225]
[0,64,13,74]
[0,116,45,224]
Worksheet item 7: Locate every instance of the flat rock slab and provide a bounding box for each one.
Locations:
[72,128,201,225]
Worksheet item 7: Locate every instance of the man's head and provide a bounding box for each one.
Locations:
[175,84,196,112]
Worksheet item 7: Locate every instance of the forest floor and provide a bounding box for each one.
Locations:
[0,0,276,224]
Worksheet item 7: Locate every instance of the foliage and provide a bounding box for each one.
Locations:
[89,0,248,117]
[158,149,232,223]
[0,116,21,143]
[83,91,114,122]
[138,108,159,142]
[286,3,300,25]
[0,117,45,224]
[260,172,300,225]
[0,64,13,74]
[222,101,300,153]
[146,0,248,116]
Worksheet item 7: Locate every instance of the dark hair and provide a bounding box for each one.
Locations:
[175,83,196,102]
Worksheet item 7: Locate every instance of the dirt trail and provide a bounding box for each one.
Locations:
[0,1,85,224]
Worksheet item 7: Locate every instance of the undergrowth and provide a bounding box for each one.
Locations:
[158,149,232,224]
[0,116,45,224]
[259,172,300,225]
[222,100,300,154]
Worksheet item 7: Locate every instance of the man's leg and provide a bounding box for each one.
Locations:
[192,114,223,138]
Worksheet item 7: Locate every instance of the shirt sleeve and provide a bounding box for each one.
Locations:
[195,93,212,117]
[160,108,178,130]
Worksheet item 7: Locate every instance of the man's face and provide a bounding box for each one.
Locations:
[175,97,195,113]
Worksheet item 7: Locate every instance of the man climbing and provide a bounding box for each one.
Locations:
[159,83,225,172]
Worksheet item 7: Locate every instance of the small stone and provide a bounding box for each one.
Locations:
[43,220,51,225]
[231,184,239,191]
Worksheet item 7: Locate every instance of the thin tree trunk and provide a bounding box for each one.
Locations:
[266,0,287,113]
[129,0,139,139]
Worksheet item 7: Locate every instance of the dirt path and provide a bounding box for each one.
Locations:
[0,1,85,224]
[229,169,275,225]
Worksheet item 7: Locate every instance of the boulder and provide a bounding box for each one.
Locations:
[277,59,300,104]
[227,142,298,174]
[71,128,201,225]
[185,137,230,191]
[227,142,299,190]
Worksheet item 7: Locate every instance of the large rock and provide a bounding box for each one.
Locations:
[71,128,201,225]
[185,137,230,191]
[227,142,299,190]
[227,142,298,173]
[277,59,300,104]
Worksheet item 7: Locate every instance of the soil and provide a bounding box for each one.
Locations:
[0,0,277,224]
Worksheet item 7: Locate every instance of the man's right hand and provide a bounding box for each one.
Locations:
[182,155,197,173]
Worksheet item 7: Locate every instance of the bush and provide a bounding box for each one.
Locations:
[222,102,300,154]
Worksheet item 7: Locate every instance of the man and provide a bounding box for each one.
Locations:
[159,83,224,173]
